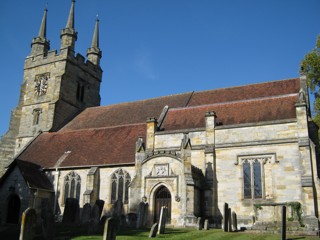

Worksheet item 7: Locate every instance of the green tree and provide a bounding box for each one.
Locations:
[301,35,320,131]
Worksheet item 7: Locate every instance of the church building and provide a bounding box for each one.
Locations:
[0,1,319,230]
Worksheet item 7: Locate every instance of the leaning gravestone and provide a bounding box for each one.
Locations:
[81,203,92,224]
[203,219,209,230]
[157,206,168,234]
[41,207,55,240]
[149,223,158,238]
[63,198,80,224]
[19,208,37,240]
[197,217,203,230]
[103,217,117,240]
[223,202,229,232]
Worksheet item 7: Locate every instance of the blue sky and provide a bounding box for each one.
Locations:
[0,0,319,137]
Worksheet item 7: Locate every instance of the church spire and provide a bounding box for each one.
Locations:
[87,16,102,66]
[30,7,50,56]
[60,0,77,50]
[66,0,75,29]
[38,7,47,38]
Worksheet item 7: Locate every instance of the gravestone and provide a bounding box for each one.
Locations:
[112,200,123,219]
[19,208,37,240]
[95,199,105,218]
[281,206,286,240]
[203,219,209,230]
[223,202,229,232]
[120,214,127,228]
[63,198,80,224]
[157,206,168,234]
[149,223,158,238]
[103,217,117,240]
[81,203,91,224]
[88,204,101,234]
[228,208,232,232]
[41,207,55,240]
[126,213,137,228]
[197,217,203,230]
[136,202,148,229]
[232,211,237,232]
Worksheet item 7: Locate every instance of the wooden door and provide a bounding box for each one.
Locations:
[154,186,171,223]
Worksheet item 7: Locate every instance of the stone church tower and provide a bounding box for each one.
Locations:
[0,0,102,175]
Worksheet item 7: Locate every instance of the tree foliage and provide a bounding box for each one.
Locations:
[301,35,320,129]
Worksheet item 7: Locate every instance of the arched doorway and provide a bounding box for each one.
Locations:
[6,194,20,224]
[154,186,171,223]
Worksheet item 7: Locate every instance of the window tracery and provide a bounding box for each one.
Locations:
[64,171,81,203]
[111,169,131,204]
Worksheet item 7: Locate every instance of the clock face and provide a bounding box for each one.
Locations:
[34,75,48,96]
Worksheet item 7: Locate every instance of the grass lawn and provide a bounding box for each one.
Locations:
[71,228,320,240]
[1,224,319,239]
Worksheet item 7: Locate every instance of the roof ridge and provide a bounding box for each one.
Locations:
[169,93,299,111]
[189,77,299,96]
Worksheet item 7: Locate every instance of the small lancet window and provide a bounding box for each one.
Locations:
[76,82,85,102]
[32,108,42,125]
[110,169,131,204]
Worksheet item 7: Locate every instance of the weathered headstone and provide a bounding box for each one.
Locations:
[81,203,92,224]
[223,202,229,232]
[136,202,148,229]
[88,204,101,234]
[41,207,55,240]
[232,211,237,232]
[103,217,117,240]
[203,219,209,230]
[63,198,80,224]
[19,208,37,240]
[197,217,203,230]
[112,200,123,219]
[157,206,168,234]
[228,208,232,232]
[126,213,137,228]
[149,223,158,238]
[281,206,286,240]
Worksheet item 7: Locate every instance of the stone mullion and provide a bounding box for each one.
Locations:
[259,159,265,199]
[249,160,254,199]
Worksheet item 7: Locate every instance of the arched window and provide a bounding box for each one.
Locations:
[243,159,262,199]
[111,169,131,204]
[32,108,42,125]
[64,171,81,203]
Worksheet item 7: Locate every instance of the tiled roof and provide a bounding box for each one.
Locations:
[187,78,300,106]
[0,159,53,191]
[162,94,298,131]
[61,92,193,131]
[18,124,146,168]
